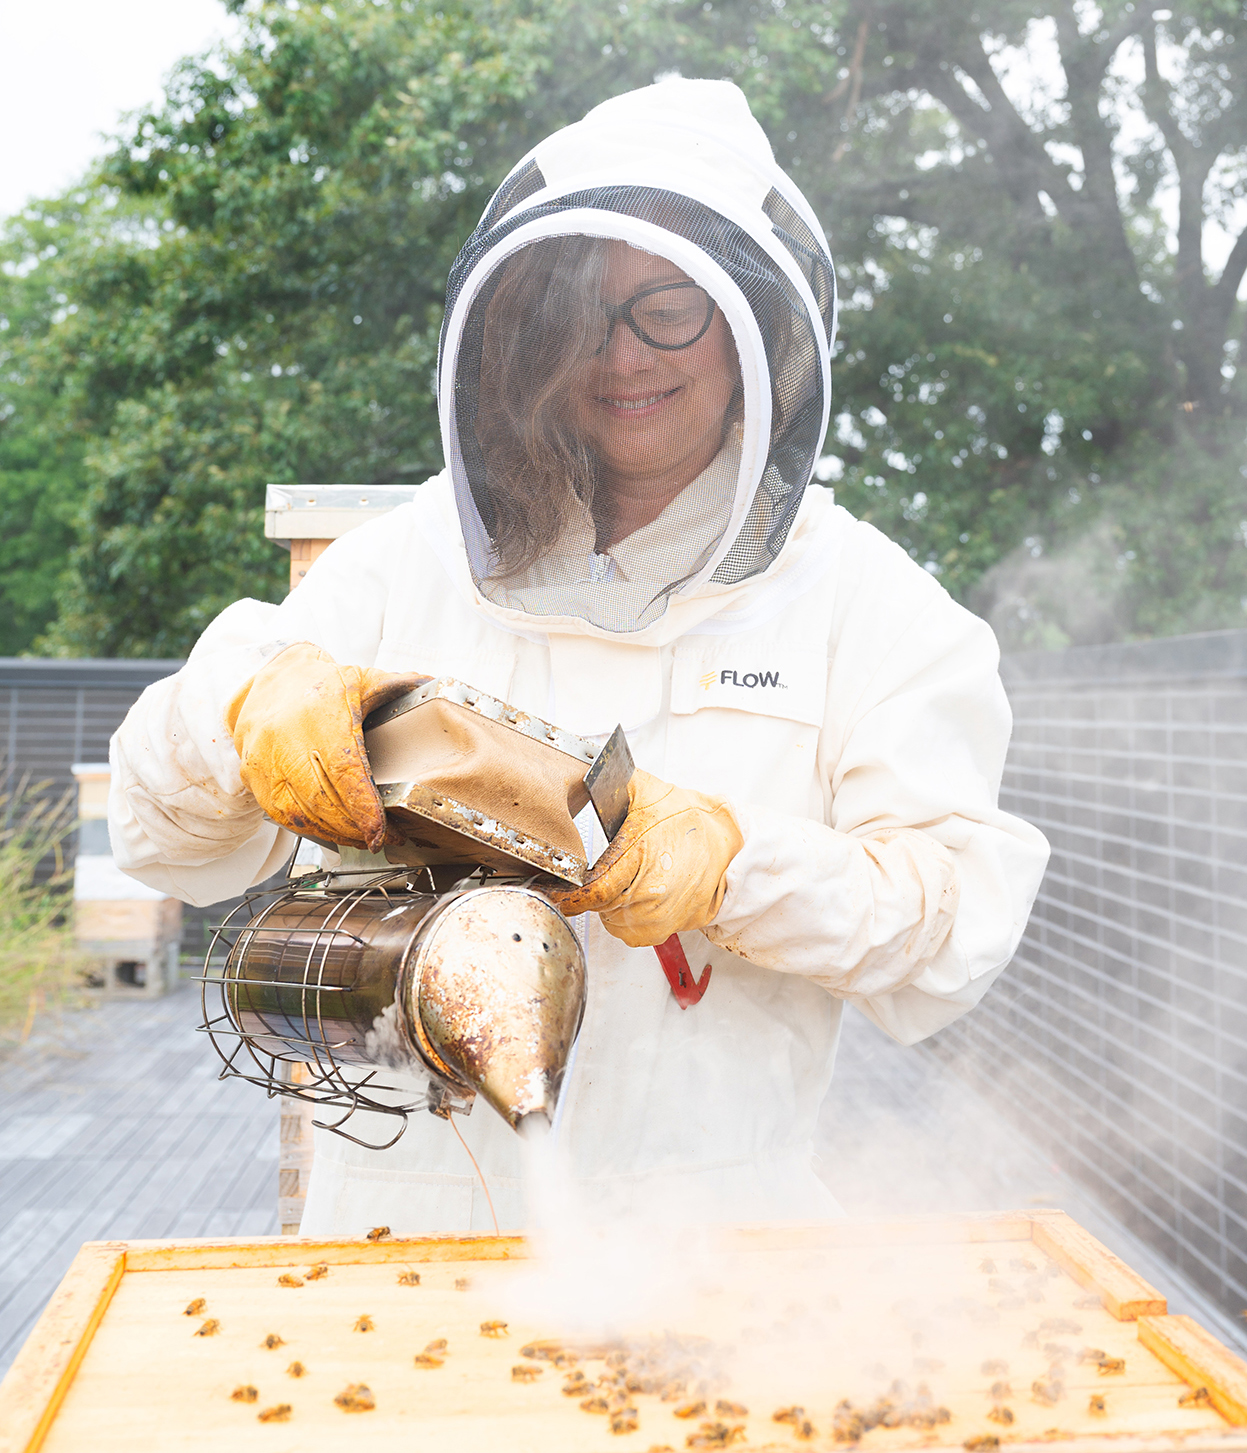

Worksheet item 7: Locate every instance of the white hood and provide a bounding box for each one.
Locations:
[437,77,836,638]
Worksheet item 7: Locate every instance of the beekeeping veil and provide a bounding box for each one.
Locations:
[439,79,836,636]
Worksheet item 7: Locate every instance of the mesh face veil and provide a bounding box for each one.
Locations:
[438,79,837,635]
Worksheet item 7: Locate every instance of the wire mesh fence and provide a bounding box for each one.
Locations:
[929,629,1247,1321]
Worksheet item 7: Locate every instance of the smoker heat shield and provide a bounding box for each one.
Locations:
[363,677,601,883]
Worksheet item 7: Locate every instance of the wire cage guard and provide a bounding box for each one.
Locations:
[199,866,472,1151]
[198,861,587,1151]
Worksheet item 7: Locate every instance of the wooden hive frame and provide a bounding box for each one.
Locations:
[3,1210,1246,1453]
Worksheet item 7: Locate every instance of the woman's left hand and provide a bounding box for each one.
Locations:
[550,769,743,947]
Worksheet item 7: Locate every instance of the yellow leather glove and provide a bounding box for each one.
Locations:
[225,642,427,852]
[551,769,744,948]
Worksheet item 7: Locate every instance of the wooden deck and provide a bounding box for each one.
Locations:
[2,984,1242,1377]
[0,981,278,1373]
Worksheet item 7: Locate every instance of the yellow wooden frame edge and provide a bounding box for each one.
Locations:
[0,1210,1193,1453]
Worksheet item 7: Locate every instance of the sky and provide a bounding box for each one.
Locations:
[0,0,240,219]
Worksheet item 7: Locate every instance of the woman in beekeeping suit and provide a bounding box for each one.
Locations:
[109,79,1049,1233]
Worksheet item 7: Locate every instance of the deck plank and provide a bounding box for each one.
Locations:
[0,981,278,1370]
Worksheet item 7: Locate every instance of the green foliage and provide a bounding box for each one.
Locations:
[974,428,1247,648]
[0,202,87,654]
[0,773,93,1047]
[0,0,1242,656]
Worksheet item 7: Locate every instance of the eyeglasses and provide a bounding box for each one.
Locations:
[594,281,717,353]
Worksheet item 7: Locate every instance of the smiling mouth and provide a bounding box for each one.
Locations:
[597,386,681,413]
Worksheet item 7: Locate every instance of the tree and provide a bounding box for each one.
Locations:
[0,202,87,655]
[1,0,1243,656]
[756,0,1247,639]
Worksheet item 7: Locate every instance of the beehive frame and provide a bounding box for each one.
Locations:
[3,1211,1246,1453]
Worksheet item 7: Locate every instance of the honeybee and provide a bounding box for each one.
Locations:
[334,1383,375,1411]
[660,1382,688,1401]
[257,1404,292,1423]
[606,1351,628,1369]
[397,1270,421,1286]
[286,1362,306,1378]
[986,1406,1014,1425]
[520,1340,561,1360]
[990,1381,1012,1400]
[715,1400,748,1417]
[1010,1258,1037,1273]
[794,1419,817,1441]
[1039,1318,1082,1335]
[304,1263,329,1280]
[833,1408,865,1442]
[354,1315,374,1333]
[1020,1330,1039,1348]
[1179,1386,1212,1408]
[563,1371,589,1395]
[480,1320,508,1337]
[277,1274,303,1288]
[1096,1357,1125,1376]
[580,1395,611,1413]
[183,1298,206,1316]
[261,1333,285,1349]
[674,1400,707,1419]
[1089,1395,1107,1415]
[1075,1294,1103,1309]
[981,1359,1008,1376]
[413,1353,445,1368]
[230,1385,259,1403]
[366,1226,391,1241]
[964,1437,1000,1451]
[979,1259,997,1274]
[1032,1377,1062,1405]
[424,1338,448,1354]
[687,1423,746,1448]
[1077,1347,1106,1364]
[609,1408,639,1433]
[988,1278,1015,1294]
[512,1364,543,1382]
[194,1319,220,1337]
[772,1406,805,1425]
[454,1277,471,1291]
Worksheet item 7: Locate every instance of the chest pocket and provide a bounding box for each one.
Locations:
[665,644,829,818]
[671,644,828,725]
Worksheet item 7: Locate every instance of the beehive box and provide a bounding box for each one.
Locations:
[3,1212,1246,1453]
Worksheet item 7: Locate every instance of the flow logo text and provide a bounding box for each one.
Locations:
[700,668,785,690]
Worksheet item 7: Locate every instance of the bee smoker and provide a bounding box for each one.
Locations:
[200,678,634,1148]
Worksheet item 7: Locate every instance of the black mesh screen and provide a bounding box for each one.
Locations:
[441,182,828,629]
[475,159,547,236]
[762,187,837,347]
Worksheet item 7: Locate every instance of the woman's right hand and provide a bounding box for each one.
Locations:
[225,642,427,851]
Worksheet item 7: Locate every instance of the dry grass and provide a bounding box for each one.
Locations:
[0,771,97,1048]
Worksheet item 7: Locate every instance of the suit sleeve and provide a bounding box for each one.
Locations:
[108,508,414,907]
[704,525,1049,1044]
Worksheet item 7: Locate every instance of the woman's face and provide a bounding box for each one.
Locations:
[570,241,739,492]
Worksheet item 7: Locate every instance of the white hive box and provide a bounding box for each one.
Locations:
[264,484,422,589]
[72,763,180,997]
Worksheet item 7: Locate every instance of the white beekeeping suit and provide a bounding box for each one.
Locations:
[109,79,1049,1234]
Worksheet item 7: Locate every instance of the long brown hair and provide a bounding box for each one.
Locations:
[474,236,609,579]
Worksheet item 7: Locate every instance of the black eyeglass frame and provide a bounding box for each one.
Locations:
[595,281,718,354]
